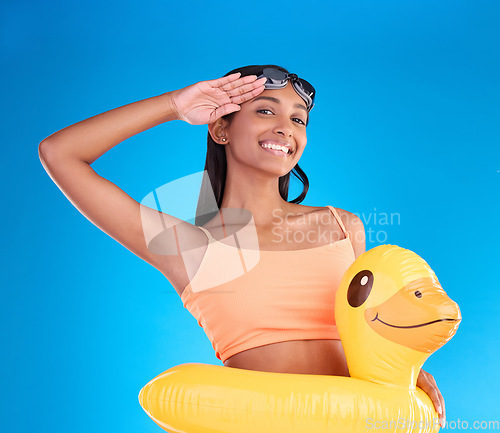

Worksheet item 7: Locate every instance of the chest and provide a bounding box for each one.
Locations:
[207,216,346,252]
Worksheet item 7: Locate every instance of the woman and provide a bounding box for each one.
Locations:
[39,64,445,426]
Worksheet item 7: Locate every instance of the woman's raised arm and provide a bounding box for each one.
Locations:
[38,74,265,291]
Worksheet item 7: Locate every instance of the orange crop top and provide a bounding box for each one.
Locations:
[180,205,356,363]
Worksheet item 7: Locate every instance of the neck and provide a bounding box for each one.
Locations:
[345,336,430,389]
[220,164,290,227]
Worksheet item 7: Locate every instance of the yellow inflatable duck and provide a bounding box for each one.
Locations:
[139,245,461,433]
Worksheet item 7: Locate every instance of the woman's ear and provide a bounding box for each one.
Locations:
[208,118,228,144]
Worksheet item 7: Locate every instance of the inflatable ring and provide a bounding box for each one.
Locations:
[139,245,461,433]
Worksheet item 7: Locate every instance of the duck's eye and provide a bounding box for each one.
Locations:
[347,270,374,308]
[414,290,422,298]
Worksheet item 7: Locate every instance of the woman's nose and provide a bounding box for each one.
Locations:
[272,119,293,137]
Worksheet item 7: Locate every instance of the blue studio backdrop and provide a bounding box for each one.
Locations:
[1,1,498,432]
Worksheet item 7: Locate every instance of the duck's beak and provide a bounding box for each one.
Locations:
[364,277,461,353]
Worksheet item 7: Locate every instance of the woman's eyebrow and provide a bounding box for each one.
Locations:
[252,96,307,113]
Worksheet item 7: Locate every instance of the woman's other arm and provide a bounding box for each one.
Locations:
[417,369,446,427]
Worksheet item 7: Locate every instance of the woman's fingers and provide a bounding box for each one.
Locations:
[417,369,446,427]
[231,85,265,104]
[209,74,267,115]
[208,79,266,122]
[206,72,258,91]
[178,73,267,125]
[211,76,265,118]
[427,373,446,424]
[220,74,262,91]
[207,73,268,106]
[205,72,242,88]
[225,77,267,96]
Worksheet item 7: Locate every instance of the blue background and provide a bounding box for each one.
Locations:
[1,0,499,431]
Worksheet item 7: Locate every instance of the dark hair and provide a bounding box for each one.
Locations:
[195,64,310,226]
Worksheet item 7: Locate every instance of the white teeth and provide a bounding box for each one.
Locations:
[260,142,290,154]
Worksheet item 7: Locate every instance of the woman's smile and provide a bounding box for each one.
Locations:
[258,139,293,157]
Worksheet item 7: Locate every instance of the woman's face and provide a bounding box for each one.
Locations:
[223,81,308,177]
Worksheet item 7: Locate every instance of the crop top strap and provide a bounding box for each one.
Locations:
[197,226,215,242]
[326,205,350,238]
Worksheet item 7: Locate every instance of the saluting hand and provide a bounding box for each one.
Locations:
[170,72,267,125]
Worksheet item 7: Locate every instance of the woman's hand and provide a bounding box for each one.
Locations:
[169,73,267,125]
[417,369,445,427]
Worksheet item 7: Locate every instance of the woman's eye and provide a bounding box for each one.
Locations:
[257,110,305,126]
[257,109,273,115]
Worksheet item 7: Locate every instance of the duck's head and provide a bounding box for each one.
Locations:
[335,245,461,388]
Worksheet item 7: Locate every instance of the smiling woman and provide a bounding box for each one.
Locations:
[197,65,313,224]
[39,63,448,429]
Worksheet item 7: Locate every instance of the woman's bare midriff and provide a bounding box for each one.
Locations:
[223,339,350,376]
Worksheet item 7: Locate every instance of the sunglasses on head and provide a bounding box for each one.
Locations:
[256,67,316,112]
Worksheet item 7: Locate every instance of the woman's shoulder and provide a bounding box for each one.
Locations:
[333,207,366,259]
[288,203,366,258]
[332,207,363,229]
[287,203,361,226]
